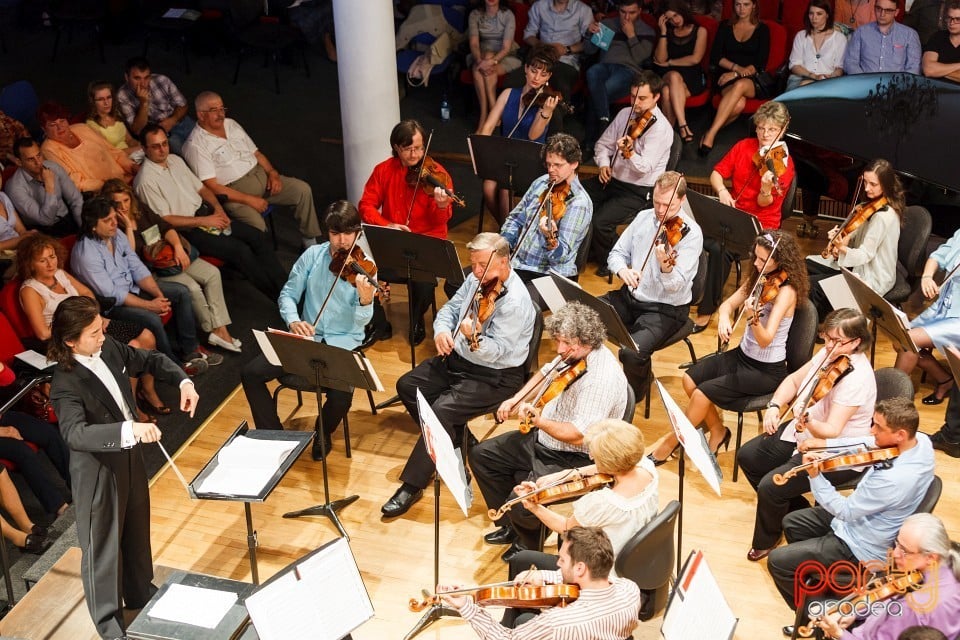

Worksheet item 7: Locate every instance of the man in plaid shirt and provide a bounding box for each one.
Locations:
[116,57,195,155]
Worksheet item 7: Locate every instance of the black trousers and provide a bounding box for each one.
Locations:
[603,286,689,398]
[585,177,652,267]
[240,352,353,433]
[0,410,71,513]
[396,353,525,489]
[942,386,960,441]
[738,425,862,549]
[698,237,734,317]
[372,268,437,333]
[183,222,288,301]
[469,430,590,550]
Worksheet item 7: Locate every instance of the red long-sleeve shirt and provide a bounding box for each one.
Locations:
[713,138,795,231]
[358,156,452,239]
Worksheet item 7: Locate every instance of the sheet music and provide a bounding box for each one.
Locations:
[416,389,473,516]
[662,550,737,640]
[147,583,238,629]
[656,380,722,496]
[820,273,859,312]
[532,275,568,312]
[196,435,298,496]
[253,329,281,366]
[354,352,385,392]
[15,350,56,369]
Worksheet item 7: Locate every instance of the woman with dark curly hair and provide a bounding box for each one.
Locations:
[648,230,809,463]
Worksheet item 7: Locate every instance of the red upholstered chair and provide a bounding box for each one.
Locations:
[683,15,719,110]
[710,19,788,115]
[459,1,530,92]
[0,277,34,340]
[0,311,42,472]
[782,0,808,40]
[722,0,781,21]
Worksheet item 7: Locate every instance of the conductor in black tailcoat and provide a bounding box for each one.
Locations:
[48,296,199,639]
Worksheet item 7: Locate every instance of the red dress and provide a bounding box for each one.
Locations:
[713,138,795,230]
[358,157,453,239]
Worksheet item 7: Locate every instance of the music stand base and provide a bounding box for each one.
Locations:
[404,603,460,640]
[282,494,360,538]
[376,394,402,411]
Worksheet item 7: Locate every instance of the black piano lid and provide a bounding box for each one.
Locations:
[778,73,960,192]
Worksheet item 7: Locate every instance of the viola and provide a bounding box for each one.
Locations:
[410,583,580,612]
[752,143,789,196]
[487,472,613,520]
[407,156,466,208]
[656,215,688,269]
[797,570,922,637]
[821,196,888,259]
[520,84,573,114]
[792,354,855,432]
[618,109,657,159]
[750,267,789,325]
[519,358,588,434]
[773,446,899,485]
[465,277,504,352]
[538,181,571,250]
[328,246,390,300]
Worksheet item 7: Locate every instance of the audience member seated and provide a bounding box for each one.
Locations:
[183,91,322,248]
[652,0,708,142]
[589,71,673,276]
[833,0,877,31]
[921,0,960,84]
[101,178,240,355]
[0,466,52,554]
[116,57,195,155]
[133,125,286,302]
[786,0,848,91]
[86,81,143,160]
[71,197,220,375]
[0,173,33,252]
[4,137,83,236]
[289,0,338,61]
[478,45,560,225]
[583,0,656,149]
[37,102,137,194]
[843,0,921,74]
[699,0,771,155]
[467,0,522,132]
[806,158,902,323]
[505,0,594,131]
[0,110,28,165]
[16,233,167,420]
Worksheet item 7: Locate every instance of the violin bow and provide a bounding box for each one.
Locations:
[512,180,557,260]
[506,86,544,140]
[822,176,865,259]
[778,341,842,424]
[732,118,790,206]
[404,130,435,226]
[720,235,781,353]
[451,250,497,349]
[634,174,683,287]
[606,87,644,180]
[312,229,363,330]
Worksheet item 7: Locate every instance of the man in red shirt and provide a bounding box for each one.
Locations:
[359,119,453,346]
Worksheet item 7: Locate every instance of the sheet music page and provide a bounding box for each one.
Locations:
[245,572,321,639]
[147,583,238,629]
[417,389,473,516]
[532,275,567,312]
[15,350,56,369]
[662,551,737,640]
[354,352,385,392]
[253,330,281,366]
[656,380,722,496]
[196,436,298,496]
[820,273,859,311]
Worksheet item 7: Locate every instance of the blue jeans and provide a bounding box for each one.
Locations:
[586,62,636,120]
[107,281,198,361]
[167,116,196,156]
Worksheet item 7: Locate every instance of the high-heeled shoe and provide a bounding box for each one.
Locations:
[647,444,680,466]
[678,123,694,143]
[922,378,954,405]
[697,137,713,158]
[710,428,732,455]
[137,390,172,416]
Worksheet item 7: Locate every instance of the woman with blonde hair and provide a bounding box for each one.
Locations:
[85,81,142,159]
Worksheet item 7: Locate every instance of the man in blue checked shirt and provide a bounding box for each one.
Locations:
[500,133,592,282]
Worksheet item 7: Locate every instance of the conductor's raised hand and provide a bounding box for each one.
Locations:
[180,381,199,418]
[133,421,162,444]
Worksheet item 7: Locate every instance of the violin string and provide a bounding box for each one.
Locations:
[405,130,434,226]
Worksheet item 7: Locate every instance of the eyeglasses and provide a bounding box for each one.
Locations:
[875,5,898,14]
[756,126,781,135]
[822,334,856,347]
[201,106,228,114]
[894,538,922,555]
[948,16,960,23]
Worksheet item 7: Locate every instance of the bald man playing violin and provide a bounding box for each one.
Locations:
[359,119,453,347]
[240,201,374,461]
[439,526,641,636]
[765,397,935,636]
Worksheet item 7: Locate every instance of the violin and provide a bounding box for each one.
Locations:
[656,215,688,269]
[487,472,614,520]
[751,143,789,196]
[750,267,789,325]
[821,196,888,260]
[538,181,571,250]
[519,358,588,433]
[796,569,922,637]
[773,445,899,485]
[407,156,467,208]
[410,583,580,612]
[520,84,574,114]
[721,236,783,353]
[328,246,390,300]
[618,110,657,159]
[465,277,504,351]
[790,354,855,432]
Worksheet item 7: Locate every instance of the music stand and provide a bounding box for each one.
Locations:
[467,134,545,232]
[531,272,637,351]
[686,190,761,256]
[266,332,381,538]
[840,267,918,363]
[362,224,464,409]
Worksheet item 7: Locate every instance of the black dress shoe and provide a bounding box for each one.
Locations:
[697,138,713,158]
[931,429,960,458]
[483,525,517,545]
[500,542,527,563]
[782,625,794,637]
[690,322,709,334]
[19,533,51,555]
[30,524,48,537]
[411,320,426,347]
[381,485,424,518]
[311,432,334,461]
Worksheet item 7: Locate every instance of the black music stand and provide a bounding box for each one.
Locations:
[687,190,761,257]
[840,267,918,363]
[266,332,380,538]
[532,272,637,351]
[362,224,464,409]
[467,134,544,232]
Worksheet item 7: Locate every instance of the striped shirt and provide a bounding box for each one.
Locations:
[460,576,641,639]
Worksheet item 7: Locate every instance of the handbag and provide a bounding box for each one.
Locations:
[141,236,199,277]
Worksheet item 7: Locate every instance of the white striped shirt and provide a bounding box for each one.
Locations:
[460,576,641,639]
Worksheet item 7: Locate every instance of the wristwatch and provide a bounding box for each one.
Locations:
[766,401,781,410]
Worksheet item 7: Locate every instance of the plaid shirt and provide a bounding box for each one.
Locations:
[501,174,592,277]
[116,74,187,127]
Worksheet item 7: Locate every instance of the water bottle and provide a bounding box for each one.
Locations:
[440,93,451,122]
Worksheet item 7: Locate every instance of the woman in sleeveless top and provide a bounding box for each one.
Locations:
[648,230,808,463]
[16,234,166,420]
[652,0,708,143]
[85,81,141,159]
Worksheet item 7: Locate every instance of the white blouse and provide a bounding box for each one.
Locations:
[788,29,848,76]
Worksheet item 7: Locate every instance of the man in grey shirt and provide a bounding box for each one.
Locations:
[4,137,83,236]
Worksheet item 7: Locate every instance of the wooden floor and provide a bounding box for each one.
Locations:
[138,215,958,640]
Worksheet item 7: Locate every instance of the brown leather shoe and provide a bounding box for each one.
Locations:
[747,547,775,562]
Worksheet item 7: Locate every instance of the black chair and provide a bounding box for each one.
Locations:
[780,174,798,226]
[875,366,915,401]
[142,3,199,74]
[884,205,932,306]
[575,224,593,275]
[717,298,818,482]
[666,131,682,172]
[643,250,709,419]
[915,474,942,514]
[615,500,681,621]
[48,0,105,63]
